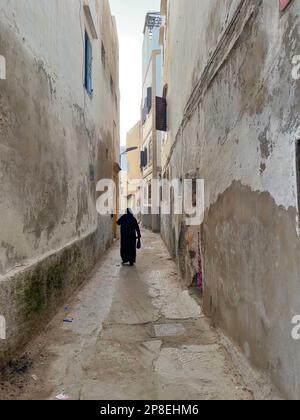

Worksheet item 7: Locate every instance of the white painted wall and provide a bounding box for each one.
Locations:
[0,0,120,275]
[162,0,300,215]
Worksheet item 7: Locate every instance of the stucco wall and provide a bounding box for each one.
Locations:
[161,0,300,399]
[0,0,119,365]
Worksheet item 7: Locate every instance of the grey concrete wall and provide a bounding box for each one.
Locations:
[161,0,300,399]
[0,0,119,366]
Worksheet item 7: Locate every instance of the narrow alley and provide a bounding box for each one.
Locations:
[0,231,277,400]
[1,0,300,403]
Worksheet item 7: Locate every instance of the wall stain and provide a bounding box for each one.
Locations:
[258,119,273,160]
[203,180,299,399]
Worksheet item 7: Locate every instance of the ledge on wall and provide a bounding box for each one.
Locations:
[83,0,98,39]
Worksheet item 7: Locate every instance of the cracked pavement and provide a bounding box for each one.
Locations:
[0,230,277,400]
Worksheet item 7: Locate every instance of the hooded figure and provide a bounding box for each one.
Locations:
[117,209,141,266]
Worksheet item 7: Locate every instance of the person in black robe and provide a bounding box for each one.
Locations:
[117,209,141,266]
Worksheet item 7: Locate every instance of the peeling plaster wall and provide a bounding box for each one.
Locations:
[0,0,119,365]
[161,0,300,398]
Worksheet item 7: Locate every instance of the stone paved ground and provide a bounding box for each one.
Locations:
[0,230,279,400]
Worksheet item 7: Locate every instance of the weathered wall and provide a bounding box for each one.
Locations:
[161,0,300,399]
[0,0,119,366]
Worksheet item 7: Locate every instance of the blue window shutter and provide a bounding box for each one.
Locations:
[85,32,93,95]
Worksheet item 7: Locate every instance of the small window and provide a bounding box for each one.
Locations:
[148,183,152,201]
[192,179,197,207]
[147,87,152,113]
[89,164,95,182]
[179,177,183,198]
[84,32,93,96]
[101,42,106,67]
[140,150,147,168]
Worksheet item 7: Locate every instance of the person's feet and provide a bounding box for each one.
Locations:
[122,261,135,266]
